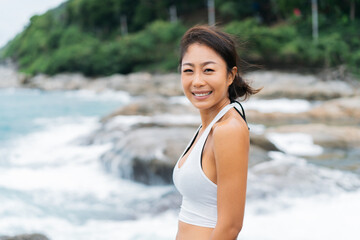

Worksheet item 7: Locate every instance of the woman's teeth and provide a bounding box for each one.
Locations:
[194,91,212,96]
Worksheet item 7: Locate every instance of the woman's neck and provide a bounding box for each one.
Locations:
[199,98,231,130]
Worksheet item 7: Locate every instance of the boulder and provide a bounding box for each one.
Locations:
[247,110,310,126]
[247,96,360,126]
[0,234,49,240]
[249,145,272,167]
[307,96,360,124]
[96,72,183,96]
[97,117,274,185]
[100,127,196,185]
[247,71,356,100]
[23,72,184,96]
[0,64,25,88]
[266,124,360,149]
[250,133,280,151]
[101,96,197,122]
[26,73,89,91]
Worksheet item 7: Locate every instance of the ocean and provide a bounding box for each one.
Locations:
[0,88,359,240]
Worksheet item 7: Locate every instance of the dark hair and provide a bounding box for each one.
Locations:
[179,25,260,101]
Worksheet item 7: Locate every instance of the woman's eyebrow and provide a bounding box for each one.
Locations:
[202,61,217,66]
[182,61,217,67]
[182,62,194,67]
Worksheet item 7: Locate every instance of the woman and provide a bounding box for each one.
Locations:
[172,25,259,240]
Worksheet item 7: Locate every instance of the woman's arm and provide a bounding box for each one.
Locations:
[209,119,249,240]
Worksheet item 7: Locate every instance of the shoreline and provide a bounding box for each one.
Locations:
[1,63,359,96]
[2,65,360,183]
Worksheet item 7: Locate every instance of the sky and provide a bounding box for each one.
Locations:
[0,0,66,48]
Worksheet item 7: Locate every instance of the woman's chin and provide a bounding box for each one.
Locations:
[189,100,212,110]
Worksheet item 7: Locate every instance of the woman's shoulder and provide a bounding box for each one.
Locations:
[211,109,249,165]
[212,108,248,138]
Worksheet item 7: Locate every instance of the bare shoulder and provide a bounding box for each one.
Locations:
[212,109,249,141]
[211,109,249,178]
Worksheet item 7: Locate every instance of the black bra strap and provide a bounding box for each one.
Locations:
[231,100,250,130]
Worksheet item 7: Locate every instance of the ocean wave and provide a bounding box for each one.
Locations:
[245,98,315,113]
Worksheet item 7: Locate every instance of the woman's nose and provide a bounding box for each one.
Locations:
[192,73,205,87]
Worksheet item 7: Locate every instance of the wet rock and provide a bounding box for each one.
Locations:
[26,73,89,91]
[247,110,310,126]
[307,96,360,124]
[250,133,281,151]
[0,234,49,240]
[249,145,271,167]
[101,96,197,122]
[0,64,25,88]
[97,112,273,185]
[248,71,357,100]
[96,72,183,96]
[247,96,360,126]
[100,127,196,185]
[266,124,360,149]
[23,72,183,96]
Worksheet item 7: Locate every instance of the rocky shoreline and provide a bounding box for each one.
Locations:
[1,64,360,184]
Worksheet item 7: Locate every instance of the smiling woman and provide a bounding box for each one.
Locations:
[172,25,260,240]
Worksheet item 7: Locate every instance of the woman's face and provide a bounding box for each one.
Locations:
[181,43,236,111]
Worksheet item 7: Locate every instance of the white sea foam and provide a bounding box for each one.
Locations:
[0,211,179,240]
[0,116,177,239]
[0,117,175,197]
[3,188,358,240]
[6,117,103,166]
[245,98,313,113]
[63,89,131,102]
[266,132,323,156]
[107,114,200,131]
[242,190,360,240]
[247,151,360,201]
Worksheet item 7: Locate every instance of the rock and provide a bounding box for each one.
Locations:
[247,110,310,126]
[101,96,197,122]
[247,71,356,100]
[97,111,273,185]
[100,127,197,185]
[26,73,89,91]
[22,72,184,96]
[307,96,360,124]
[247,96,360,126]
[89,72,183,96]
[250,133,280,152]
[108,72,183,96]
[99,126,272,185]
[249,145,271,167]
[266,124,360,149]
[0,234,49,240]
[0,64,25,88]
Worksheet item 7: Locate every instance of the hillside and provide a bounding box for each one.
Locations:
[1,0,359,77]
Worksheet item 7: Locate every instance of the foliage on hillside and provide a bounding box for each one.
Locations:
[1,0,359,76]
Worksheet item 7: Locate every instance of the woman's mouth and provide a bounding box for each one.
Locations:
[192,91,212,97]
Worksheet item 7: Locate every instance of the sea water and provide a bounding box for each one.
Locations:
[0,88,359,240]
[0,88,178,239]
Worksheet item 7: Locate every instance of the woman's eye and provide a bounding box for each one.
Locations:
[183,69,193,73]
[204,69,214,73]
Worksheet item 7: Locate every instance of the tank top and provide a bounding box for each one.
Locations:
[172,101,247,228]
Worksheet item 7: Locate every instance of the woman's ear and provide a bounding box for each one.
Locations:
[227,66,237,86]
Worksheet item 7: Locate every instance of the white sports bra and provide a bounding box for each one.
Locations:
[172,101,247,228]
